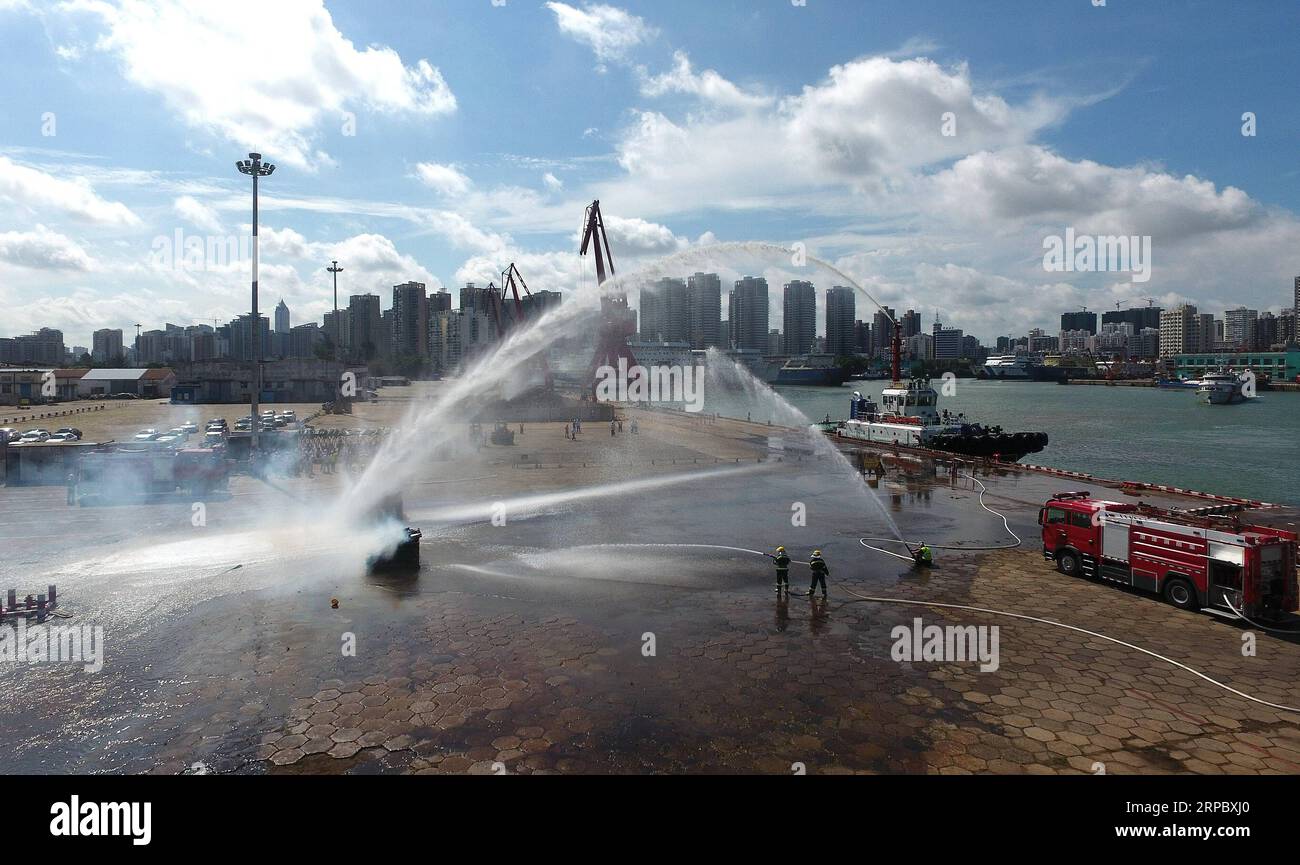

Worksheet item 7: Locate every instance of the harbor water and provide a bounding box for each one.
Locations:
[705,379,1300,506]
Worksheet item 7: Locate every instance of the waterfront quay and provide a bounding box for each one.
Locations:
[1,383,1298,774]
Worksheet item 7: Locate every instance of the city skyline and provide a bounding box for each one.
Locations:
[2,1,1300,351]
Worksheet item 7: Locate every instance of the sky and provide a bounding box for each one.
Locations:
[1,0,1298,349]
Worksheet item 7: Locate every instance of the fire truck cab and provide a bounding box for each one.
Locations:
[1040,491,1298,620]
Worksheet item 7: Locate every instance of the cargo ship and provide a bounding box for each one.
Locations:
[823,323,1048,462]
[766,354,849,387]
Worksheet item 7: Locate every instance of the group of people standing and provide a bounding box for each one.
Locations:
[767,546,831,597]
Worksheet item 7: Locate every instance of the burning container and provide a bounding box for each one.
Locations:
[365,493,422,572]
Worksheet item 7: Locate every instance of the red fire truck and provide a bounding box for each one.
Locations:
[1039,492,1298,620]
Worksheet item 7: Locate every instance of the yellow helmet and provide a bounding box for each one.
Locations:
[776,546,785,553]
[812,550,822,557]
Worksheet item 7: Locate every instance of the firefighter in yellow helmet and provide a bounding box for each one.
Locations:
[766,546,791,594]
[808,550,829,598]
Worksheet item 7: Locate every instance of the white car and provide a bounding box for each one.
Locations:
[46,432,78,442]
[0,428,16,443]
[179,422,199,434]
[154,434,183,445]
[133,429,160,441]
[20,430,50,443]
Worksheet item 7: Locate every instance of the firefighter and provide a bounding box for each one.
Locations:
[767,546,791,593]
[808,550,829,598]
[912,543,933,567]
[65,471,77,506]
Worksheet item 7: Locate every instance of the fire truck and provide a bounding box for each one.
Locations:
[1039,492,1298,620]
[75,446,229,504]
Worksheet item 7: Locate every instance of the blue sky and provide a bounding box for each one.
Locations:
[1,0,1298,348]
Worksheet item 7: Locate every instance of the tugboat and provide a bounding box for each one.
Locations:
[826,322,1048,462]
[1196,369,1248,405]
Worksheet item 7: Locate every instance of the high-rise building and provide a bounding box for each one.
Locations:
[1159,304,1198,357]
[519,289,562,320]
[767,329,783,355]
[1060,310,1097,334]
[274,299,290,334]
[932,319,963,360]
[728,277,769,352]
[459,283,496,317]
[1103,306,1162,332]
[428,289,452,315]
[392,281,428,358]
[825,286,856,356]
[1279,308,1297,347]
[639,277,689,343]
[1224,307,1258,348]
[901,309,922,340]
[288,323,324,358]
[323,309,351,354]
[92,328,124,364]
[686,272,722,350]
[782,280,816,355]
[871,307,896,359]
[227,314,270,362]
[348,294,383,361]
[1254,312,1279,350]
[1195,313,1216,353]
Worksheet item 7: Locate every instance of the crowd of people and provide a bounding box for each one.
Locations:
[290,428,389,477]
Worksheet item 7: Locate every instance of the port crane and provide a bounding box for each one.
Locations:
[580,199,637,393]
[496,262,554,390]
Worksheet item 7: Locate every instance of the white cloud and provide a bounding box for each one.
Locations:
[415,162,472,197]
[543,172,564,192]
[923,145,1258,239]
[172,194,223,233]
[547,2,656,68]
[639,52,772,111]
[0,224,94,270]
[70,0,456,169]
[0,156,139,226]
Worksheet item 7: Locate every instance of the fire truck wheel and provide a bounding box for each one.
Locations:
[1162,577,1199,611]
[1056,550,1082,577]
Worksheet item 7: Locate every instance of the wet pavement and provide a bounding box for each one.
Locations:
[2,405,1299,774]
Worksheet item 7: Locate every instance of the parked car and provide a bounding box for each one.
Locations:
[203,431,226,446]
[154,434,183,445]
[179,422,199,434]
[46,432,78,442]
[0,428,17,443]
[133,429,161,441]
[207,418,228,429]
[20,430,51,443]
[54,427,83,440]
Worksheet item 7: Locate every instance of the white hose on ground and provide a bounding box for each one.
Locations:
[860,472,1022,553]
[836,586,1300,716]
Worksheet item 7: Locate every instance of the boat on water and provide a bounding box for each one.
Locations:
[1156,376,1202,390]
[1196,369,1249,405]
[824,324,1048,462]
[767,354,849,387]
[981,354,1032,380]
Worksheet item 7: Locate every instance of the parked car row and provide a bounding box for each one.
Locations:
[1,427,83,444]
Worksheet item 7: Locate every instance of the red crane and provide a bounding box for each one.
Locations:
[497,262,553,390]
[580,200,637,392]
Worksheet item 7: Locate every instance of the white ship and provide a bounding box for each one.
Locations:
[1196,369,1248,405]
[981,354,1032,379]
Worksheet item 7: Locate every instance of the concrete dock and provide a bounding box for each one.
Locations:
[2,383,1298,774]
